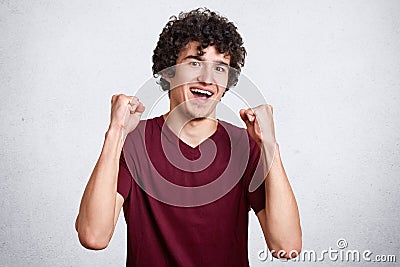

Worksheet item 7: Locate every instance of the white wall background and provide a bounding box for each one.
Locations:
[1,0,399,266]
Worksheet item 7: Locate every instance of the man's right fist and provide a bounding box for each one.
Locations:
[108,94,145,140]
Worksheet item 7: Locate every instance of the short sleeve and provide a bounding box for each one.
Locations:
[117,150,132,200]
[246,135,266,214]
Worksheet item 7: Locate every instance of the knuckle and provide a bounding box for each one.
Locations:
[111,94,129,106]
[259,104,273,112]
[112,94,121,100]
[254,104,262,109]
[253,105,263,112]
[117,94,128,103]
[268,105,274,114]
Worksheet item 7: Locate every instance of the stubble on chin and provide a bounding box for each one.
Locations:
[185,100,218,120]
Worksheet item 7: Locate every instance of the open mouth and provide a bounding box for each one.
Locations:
[190,87,214,99]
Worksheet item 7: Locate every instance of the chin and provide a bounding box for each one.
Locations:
[191,116,208,121]
[186,106,216,119]
[186,112,209,120]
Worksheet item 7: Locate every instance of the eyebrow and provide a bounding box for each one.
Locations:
[182,55,229,66]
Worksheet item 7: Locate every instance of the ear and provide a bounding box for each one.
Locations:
[160,65,176,83]
[160,71,172,83]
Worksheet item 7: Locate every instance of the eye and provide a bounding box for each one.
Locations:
[189,61,201,67]
[215,65,227,72]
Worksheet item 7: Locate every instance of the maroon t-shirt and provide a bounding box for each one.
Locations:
[118,115,265,267]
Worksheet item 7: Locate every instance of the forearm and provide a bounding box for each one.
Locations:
[262,143,302,255]
[76,127,124,248]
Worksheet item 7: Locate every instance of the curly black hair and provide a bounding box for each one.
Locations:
[152,8,246,91]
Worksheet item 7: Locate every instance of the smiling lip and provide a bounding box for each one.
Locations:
[189,86,214,99]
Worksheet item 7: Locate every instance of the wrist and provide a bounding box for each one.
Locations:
[105,125,124,141]
[102,126,125,160]
[260,141,280,162]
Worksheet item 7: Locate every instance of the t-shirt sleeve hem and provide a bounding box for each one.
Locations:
[246,132,266,214]
[117,149,132,200]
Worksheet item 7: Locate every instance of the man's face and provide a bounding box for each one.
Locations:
[167,41,231,119]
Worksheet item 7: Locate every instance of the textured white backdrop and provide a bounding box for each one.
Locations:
[1,0,399,266]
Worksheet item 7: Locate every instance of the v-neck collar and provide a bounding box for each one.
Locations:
[155,115,221,150]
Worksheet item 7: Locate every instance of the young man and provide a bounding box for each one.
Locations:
[75,8,302,266]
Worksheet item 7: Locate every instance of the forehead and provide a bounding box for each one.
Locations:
[177,41,231,63]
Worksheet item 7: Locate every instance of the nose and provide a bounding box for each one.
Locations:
[197,63,213,84]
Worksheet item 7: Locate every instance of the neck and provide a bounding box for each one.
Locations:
[163,112,218,148]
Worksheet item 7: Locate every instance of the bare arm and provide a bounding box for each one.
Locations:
[240,105,302,259]
[256,144,302,258]
[75,95,145,250]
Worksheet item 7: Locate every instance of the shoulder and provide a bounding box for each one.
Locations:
[218,119,258,151]
[218,120,246,141]
[125,115,163,142]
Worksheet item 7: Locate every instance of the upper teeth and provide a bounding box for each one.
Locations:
[191,88,212,96]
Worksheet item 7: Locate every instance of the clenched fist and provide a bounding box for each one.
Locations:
[240,104,277,180]
[239,104,275,146]
[108,94,145,140]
